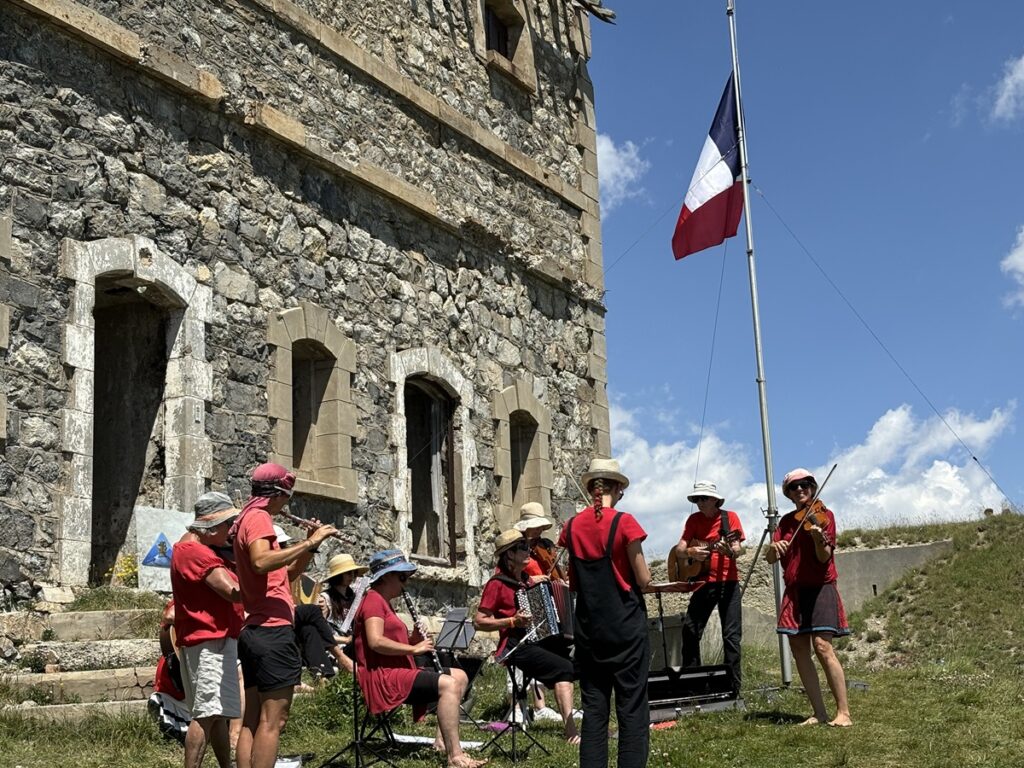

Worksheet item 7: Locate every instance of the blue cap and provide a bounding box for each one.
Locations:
[367,549,417,583]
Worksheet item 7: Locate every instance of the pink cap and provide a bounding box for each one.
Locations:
[782,467,816,492]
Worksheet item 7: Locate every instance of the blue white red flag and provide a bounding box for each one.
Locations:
[671,74,744,260]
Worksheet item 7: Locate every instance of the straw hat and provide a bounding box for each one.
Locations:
[782,467,817,494]
[687,480,725,504]
[494,529,526,557]
[581,457,630,490]
[514,502,554,533]
[324,553,368,581]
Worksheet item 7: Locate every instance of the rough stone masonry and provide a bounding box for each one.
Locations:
[0,0,611,608]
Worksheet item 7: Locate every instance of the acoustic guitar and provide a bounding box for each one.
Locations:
[667,509,739,581]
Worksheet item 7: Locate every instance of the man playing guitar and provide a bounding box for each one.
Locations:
[672,481,745,694]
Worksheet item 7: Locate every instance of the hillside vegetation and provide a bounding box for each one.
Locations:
[2,514,1023,767]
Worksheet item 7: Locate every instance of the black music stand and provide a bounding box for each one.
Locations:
[481,627,552,761]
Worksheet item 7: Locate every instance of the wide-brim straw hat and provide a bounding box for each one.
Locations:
[324,553,368,581]
[368,549,417,583]
[514,502,554,532]
[581,458,630,490]
[494,529,526,556]
[782,467,817,493]
[687,480,725,504]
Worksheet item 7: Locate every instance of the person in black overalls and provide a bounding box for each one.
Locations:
[558,458,688,768]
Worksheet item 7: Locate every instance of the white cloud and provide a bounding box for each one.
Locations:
[991,52,1024,121]
[1000,225,1024,307]
[610,400,1012,561]
[596,133,650,214]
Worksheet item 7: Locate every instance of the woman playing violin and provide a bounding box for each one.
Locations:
[515,502,566,583]
[767,467,852,727]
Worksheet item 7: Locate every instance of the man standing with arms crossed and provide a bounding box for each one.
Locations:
[232,463,338,768]
[170,492,244,768]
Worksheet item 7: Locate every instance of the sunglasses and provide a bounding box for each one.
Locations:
[788,480,814,492]
[692,496,713,503]
[512,541,530,552]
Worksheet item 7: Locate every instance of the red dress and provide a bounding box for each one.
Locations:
[353,589,422,716]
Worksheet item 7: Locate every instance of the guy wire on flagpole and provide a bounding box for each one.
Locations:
[725,0,792,686]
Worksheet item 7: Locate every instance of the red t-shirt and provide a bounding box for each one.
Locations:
[153,653,185,700]
[773,506,839,586]
[681,509,746,583]
[477,574,524,656]
[170,540,243,645]
[557,507,647,593]
[353,589,420,715]
[232,501,294,628]
[523,558,544,578]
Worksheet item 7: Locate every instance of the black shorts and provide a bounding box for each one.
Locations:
[238,625,303,692]
[511,636,575,687]
[404,668,452,707]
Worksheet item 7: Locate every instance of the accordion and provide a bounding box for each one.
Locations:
[516,581,574,643]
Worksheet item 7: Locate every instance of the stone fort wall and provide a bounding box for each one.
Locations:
[0,0,609,607]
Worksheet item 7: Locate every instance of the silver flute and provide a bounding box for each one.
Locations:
[401,589,442,673]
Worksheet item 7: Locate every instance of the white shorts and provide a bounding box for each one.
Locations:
[180,637,241,719]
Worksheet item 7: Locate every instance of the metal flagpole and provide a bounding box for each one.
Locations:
[725,0,792,685]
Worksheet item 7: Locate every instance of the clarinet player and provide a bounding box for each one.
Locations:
[353,550,486,768]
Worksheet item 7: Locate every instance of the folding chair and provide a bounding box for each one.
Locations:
[480,658,551,761]
[317,658,401,768]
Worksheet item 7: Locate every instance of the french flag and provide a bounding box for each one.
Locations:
[671,74,744,260]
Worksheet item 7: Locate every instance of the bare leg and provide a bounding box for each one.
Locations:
[234,686,259,768]
[250,687,294,768]
[436,670,486,768]
[229,668,245,753]
[184,718,208,768]
[553,681,579,744]
[209,717,232,768]
[813,634,852,726]
[787,634,828,724]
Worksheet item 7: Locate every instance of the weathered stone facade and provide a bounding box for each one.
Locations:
[0,0,610,605]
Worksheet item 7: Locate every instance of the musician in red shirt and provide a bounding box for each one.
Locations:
[474,530,578,744]
[232,463,338,768]
[354,550,485,768]
[674,480,745,693]
[767,467,852,727]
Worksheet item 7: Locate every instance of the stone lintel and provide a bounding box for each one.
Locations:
[293,476,357,504]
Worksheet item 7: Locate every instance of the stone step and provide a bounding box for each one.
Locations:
[19,639,161,672]
[4,666,156,703]
[3,698,149,722]
[0,609,162,643]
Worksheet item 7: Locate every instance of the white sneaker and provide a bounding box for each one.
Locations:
[571,708,584,721]
[532,706,562,722]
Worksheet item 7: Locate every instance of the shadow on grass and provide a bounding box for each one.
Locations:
[743,711,810,725]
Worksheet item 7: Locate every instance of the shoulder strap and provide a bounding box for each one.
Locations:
[564,517,576,557]
[719,507,731,536]
[605,512,623,555]
[490,573,522,590]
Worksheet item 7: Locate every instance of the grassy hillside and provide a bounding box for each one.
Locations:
[2,514,1023,767]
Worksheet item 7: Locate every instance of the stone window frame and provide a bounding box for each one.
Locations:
[473,0,538,94]
[493,380,552,530]
[266,301,358,504]
[58,236,213,586]
[389,347,480,586]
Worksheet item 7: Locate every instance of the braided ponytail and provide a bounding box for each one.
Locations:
[591,477,605,521]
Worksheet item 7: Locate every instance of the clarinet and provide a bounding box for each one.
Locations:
[401,589,442,673]
[280,511,348,544]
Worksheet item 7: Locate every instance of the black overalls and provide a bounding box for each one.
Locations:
[565,512,650,768]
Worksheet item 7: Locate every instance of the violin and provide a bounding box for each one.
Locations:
[785,499,830,546]
[530,537,566,581]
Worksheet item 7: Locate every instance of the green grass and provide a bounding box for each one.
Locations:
[4,514,1024,767]
[63,587,168,613]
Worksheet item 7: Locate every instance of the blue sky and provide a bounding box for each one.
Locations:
[587,2,1024,558]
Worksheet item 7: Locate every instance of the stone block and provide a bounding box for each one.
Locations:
[495,447,511,479]
[165,357,213,400]
[190,283,213,323]
[536,434,550,460]
[293,477,356,503]
[267,380,291,420]
[61,409,92,455]
[13,0,143,61]
[315,399,356,437]
[580,211,601,240]
[140,42,225,104]
[594,429,611,458]
[62,323,94,370]
[67,369,94,412]
[167,316,205,361]
[327,325,356,372]
[133,240,195,307]
[0,304,9,348]
[68,454,93,500]
[58,538,90,587]
[0,210,10,263]
[272,421,294,460]
[164,397,206,438]
[0,394,6,440]
[166,435,213,478]
[279,305,306,344]
[314,433,352,470]
[326,365,351,404]
[270,347,292,384]
[38,584,76,605]
[584,258,604,292]
[69,283,95,327]
[587,352,608,383]
[214,262,257,304]
[246,102,306,149]
[300,301,329,345]
[163,475,204,515]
